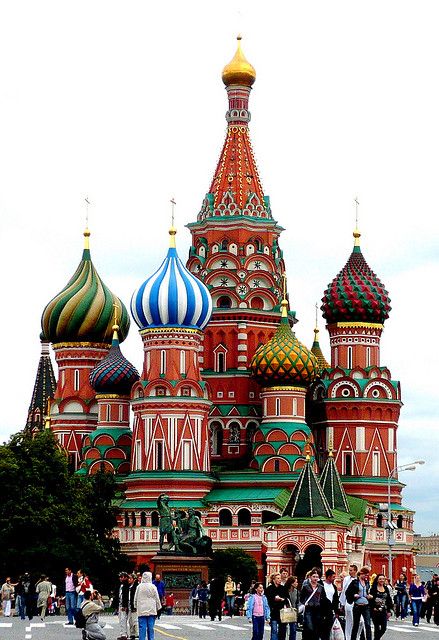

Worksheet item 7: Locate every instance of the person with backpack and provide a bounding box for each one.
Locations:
[80,590,106,640]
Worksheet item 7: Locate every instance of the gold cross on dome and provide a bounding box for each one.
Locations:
[170,197,176,227]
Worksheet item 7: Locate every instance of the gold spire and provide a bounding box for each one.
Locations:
[112,302,120,340]
[314,302,320,340]
[222,35,256,87]
[281,273,288,318]
[353,196,361,247]
[84,197,91,250]
[169,197,177,248]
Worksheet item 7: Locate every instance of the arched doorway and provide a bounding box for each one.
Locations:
[297,544,323,581]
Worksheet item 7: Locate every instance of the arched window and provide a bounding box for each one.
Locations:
[160,350,166,375]
[220,239,228,251]
[124,512,130,527]
[275,398,281,416]
[74,369,80,391]
[131,512,136,527]
[229,422,240,444]
[210,422,223,456]
[140,511,147,526]
[397,515,403,529]
[262,510,280,524]
[376,513,383,527]
[366,346,371,367]
[251,297,264,310]
[274,459,280,472]
[237,508,251,526]
[219,509,233,527]
[246,422,257,448]
[217,352,226,372]
[218,296,232,309]
[344,453,352,476]
[347,346,353,369]
[151,511,160,527]
[180,350,186,375]
[292,398,297,417]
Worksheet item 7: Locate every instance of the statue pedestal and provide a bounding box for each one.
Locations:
[151,554,212,614]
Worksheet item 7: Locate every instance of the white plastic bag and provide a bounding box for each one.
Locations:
[330,617,345,640]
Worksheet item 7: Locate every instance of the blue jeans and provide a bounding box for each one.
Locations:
[411,599,421,625]
[397,593,408,619]
[226,595,235,616]
[289,622,297,640]
[139,614,156,640]
[251,615,265,640]
[65,591,76,624]
[16,595,26,620]
[270,619,287,640]
[351,605,372,640]
[77,593,84,610]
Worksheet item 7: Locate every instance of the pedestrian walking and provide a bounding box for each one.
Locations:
[64,567,78,625]
[22,573,36,621]
[369,574,393,640]
[113,571,130,640]
[190,584,199,615]
[81,590,106,640]
[1,577,14,617]
[246,582,270,640]
[345,567,372,640]
[409,574,425,627]
[225,575,237,617]
[209,575,225,621]
[320,569,340,640]
[340,564,358,640]
[299,567,329,640]
[265,572,289,640]
[285,576,298,640]
[197,581,209,619]
[394,573,408,620]
[133,572,161,640]
[36,575,52,620]
[77,570,93,610]
[14,577,26,620]
[152,574,165,620]
[128,573,139,640]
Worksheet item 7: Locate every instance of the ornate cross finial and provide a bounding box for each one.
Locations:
[354,196,359,227]
[282,272,287,299]
[85,197,91,227]
[328,432,334,457]
[170,197,176,227]
[113,301,120,327]
[315,302,319,329]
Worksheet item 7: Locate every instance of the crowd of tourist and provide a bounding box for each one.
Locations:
[1,566,439,640]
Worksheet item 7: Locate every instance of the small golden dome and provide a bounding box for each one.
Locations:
[222,35,256,88]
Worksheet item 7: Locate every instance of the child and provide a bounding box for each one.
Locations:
[165,593,175,615]
[246,583,270,640]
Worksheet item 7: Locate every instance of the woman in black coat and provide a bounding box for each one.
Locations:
[369,574,393,640]
[299,567,331,640]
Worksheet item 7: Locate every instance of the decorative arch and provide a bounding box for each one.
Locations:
[262,457,291,472]
[237,508,252,526]
[219,508,233,527]
[89,460,114,475]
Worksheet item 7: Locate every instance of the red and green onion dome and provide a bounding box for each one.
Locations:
[41,229,130,344]
[321,230,391,324]
[89,325,139,395]
[250,301,319,387]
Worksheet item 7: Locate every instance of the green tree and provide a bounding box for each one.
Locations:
[210,547,258,590]
[0,430,129,592]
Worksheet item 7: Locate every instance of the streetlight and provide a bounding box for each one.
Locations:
[387,460,425,585]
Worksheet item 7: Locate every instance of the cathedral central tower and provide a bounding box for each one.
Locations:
[186,37,291,465]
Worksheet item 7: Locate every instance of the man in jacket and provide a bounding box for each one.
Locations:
[113,572,130,640]
[128,574,139,640]
[152,574,165,620]
[81,590,106,640]
[133,572,161,640]
[339,564,358,640]
[345,567,372,640]
[320,569,340,640]
[64,568,78,625]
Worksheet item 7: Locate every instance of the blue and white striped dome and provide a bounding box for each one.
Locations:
[131,232,212,331]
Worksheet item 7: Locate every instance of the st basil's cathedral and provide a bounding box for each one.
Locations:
[28,37,415,580]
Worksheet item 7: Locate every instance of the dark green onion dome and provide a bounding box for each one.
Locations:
[321,229,391,324]
[250,300,319,387]
[41,229,130,344]
[90,325,139,395]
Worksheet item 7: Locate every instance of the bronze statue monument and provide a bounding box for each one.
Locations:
[157,494,213,556]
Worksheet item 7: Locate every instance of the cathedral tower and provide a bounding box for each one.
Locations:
[186,37,291,464]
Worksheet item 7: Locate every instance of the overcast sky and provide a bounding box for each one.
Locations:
[1,0,438,535]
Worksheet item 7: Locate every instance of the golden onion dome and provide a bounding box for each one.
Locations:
[222,35,256,88]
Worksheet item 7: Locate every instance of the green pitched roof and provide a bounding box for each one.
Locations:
[320,455,350,513]
[282,460,332,519]
[206,487,290,510]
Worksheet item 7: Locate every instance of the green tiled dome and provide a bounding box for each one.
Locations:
[250,309,318,387]
[41,230,130,344]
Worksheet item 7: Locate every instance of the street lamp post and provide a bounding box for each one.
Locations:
[387,460,425,585]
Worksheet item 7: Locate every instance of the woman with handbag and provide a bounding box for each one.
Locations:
[285,576,299,640]
[299,567,328,640]
[369,574,393,640]
[265,573,289,640]
[246,583,271,640]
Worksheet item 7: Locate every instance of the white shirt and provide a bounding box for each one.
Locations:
[324,582,336,603]
[340,575,355,607]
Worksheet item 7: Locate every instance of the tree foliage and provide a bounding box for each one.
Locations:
[0,430,129,591]
[210,547,258,590]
